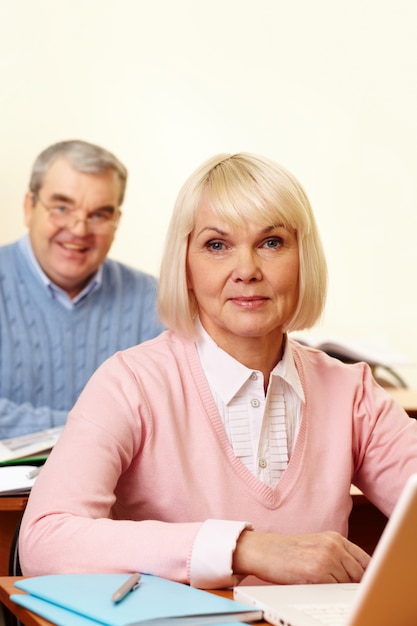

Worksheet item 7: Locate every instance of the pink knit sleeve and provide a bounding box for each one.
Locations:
[18,352,204,583]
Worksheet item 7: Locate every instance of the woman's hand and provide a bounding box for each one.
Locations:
[233,530,371,584]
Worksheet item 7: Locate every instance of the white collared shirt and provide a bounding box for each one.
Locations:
[190,321,305,587]
[195,321,305,487]
[19,235,101,310]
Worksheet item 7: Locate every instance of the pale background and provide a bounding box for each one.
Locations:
[1,0,416,385]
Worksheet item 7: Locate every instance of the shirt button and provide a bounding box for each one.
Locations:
[259,458,268,468]
[250,372,258,380]
[251,399,260,407]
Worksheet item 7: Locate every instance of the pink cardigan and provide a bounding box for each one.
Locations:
[20,331,417,584]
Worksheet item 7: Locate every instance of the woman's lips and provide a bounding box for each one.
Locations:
[229,296,268,309]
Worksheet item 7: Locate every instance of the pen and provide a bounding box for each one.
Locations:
[111,573,141,603]
[26,467,42,479]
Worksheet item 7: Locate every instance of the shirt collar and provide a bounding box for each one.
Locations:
[195,319,305,405]
[18,234,102,308]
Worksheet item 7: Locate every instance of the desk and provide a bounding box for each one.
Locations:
[0,577,269,626]
[0,497,27,576]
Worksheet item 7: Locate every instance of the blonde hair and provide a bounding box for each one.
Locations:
[159,152,327,337]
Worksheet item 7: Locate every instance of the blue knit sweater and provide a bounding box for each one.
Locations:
[0,241,165,439]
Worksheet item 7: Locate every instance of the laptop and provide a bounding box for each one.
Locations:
[234,473,417,626]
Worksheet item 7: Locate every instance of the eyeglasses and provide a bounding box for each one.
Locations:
[34,194,120,233]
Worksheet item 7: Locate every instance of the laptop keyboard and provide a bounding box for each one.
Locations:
[292,603,349,625]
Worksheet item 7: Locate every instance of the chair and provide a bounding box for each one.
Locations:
[4,514,23,626]
[8,513,22,576]
[322,349,408,389]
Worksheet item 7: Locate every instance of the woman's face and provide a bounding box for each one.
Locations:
[186,202,300,354]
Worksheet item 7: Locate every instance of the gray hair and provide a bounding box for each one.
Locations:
[29,140,128,205]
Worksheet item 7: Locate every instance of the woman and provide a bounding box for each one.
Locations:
[20,153,417,589]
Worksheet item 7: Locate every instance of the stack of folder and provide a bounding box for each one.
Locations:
[0,425,64,464]
[11,573,263,626]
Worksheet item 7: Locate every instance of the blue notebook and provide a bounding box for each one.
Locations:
[11,573,263,626]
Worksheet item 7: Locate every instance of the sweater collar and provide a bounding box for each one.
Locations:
[195,319,305,405]
[19,234,102,308]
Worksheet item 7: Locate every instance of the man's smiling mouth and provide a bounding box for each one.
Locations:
[60,242,89,252]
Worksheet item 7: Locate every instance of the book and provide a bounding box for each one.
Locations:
[8,594,98,626]
[11,595,252,626]
[0,464,40,495]
[0,454,49,467]
[0,425,63,464]
[11,574,264,626]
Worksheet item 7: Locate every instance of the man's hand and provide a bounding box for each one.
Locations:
[233,530,371,584]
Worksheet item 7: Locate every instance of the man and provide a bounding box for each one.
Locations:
[0,140,164,439]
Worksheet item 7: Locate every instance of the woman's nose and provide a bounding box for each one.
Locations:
[231,248,262,282]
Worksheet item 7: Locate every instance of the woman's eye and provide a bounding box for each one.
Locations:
[263,238,282,249]
[206,240,225,251]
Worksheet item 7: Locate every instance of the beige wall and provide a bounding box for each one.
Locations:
[1,0,416,385]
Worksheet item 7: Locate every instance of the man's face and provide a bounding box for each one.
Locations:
[24,158,122,298]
